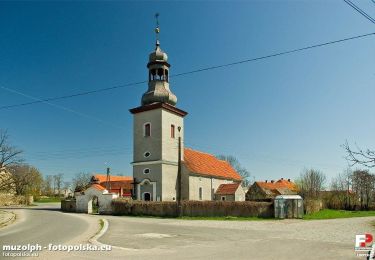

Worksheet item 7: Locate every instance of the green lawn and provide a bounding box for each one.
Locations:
[35,197,62,203]
[303,209,375,220]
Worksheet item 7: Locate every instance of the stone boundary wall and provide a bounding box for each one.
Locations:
[61,199,76,212]
[112,199,274,218]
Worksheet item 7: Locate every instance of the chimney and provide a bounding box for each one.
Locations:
[281,178,284,180]
[271,180,274,183]
[265,180,268,183]
[288,178,291,182]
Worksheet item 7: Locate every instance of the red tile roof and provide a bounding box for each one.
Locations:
[215,183,241,195]
[90,184,106,191]
[256,179,298,192]
[183,148,242,181]
[94,174,133,183]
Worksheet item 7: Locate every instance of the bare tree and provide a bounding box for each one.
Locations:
[343,141,375,168]
[43,175,53,196]
[0,130,23,170]
[352,169,375,210]
[72,172,91,191]
[329,168,353,209]
[296,168,326,199]
[216,155,251,187]
[54,173,63,196]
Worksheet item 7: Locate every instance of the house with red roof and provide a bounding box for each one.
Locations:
[214,183,245,201]
[129,33,244,201]
[246,178,299,201]
[90,174,133,197]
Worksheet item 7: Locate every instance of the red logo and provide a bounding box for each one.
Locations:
[355,234,373,248]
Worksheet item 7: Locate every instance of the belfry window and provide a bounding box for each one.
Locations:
[171,124,175,138]
[144,123,151,137]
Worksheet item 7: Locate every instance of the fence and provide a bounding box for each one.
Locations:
[112,199,274,218]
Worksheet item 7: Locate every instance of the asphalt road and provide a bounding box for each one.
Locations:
[1,204,375,260]
[0,203,101,259]
[98,215,375,260]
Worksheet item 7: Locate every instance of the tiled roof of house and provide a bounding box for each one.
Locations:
[93,174,133,183]
[183,148,242,181]
[215,183,241,195]
[90,184,106,191]
[256,179,299,193]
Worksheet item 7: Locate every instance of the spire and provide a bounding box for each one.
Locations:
[141,14,177,106]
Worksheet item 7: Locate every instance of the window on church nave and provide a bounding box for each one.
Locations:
[144,123,151,137]
[171,124,175,138]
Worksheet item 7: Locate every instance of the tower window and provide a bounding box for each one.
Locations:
[143,168,150,174]
[199,187,202,200]
[171,124,175,138]
[144,151,151,158]
[144,123,151,137]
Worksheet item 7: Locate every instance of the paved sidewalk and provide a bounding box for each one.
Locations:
[0,210,15,227]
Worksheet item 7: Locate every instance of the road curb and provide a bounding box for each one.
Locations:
[0,210,16,228]
[89,218,138,251]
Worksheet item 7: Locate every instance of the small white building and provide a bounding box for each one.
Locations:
[75,184,118,214]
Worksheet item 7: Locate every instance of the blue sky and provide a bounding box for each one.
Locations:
[1,1,374,185]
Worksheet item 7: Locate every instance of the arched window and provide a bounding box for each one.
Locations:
[144,123,151,137]
[199,187,202,200]
[171,124,175,138]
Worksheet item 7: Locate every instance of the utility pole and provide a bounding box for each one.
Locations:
[177,126,182,216]
[106,167,111,192]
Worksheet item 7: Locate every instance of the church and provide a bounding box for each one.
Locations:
[129,24,245,202]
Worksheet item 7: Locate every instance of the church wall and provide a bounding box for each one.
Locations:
[160,109,184,162]
[133,109,162,163]
[188,175,235,201]
[181,165,190,200]
[133,164,162,200]
[161,164,178,201]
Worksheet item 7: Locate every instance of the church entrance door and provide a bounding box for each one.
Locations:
[144,192,151,201]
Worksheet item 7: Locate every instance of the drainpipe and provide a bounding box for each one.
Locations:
[177,126,182,216]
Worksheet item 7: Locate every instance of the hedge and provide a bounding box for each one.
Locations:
[112,199,273,218]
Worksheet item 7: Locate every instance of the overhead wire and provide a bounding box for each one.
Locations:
[343,0,375,24]
[1,32,375,111]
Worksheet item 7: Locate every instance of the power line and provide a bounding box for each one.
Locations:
[1,86,127,130]
[1,32,375,111]
[343,0,375,24]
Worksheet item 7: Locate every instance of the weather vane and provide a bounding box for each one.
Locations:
[155,13,160,41]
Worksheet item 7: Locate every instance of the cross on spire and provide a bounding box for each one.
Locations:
[155,13,160,43]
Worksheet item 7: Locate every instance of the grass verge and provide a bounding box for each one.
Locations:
[304,209,375,220]
[35,197,62,203]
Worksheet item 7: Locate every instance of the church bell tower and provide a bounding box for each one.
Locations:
[129,14,188,201]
